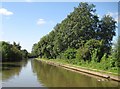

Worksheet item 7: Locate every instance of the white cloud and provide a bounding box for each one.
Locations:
[107,12,118,17]
[25,0,32,2]
[0,8,13,16]
[106,12,118,22]
[37,19,46,25]
[114,15,120,23]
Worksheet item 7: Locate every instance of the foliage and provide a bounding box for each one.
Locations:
[91,49,98,63]
[114,36,120,67]
[76,46,89,62]
[61,48,76,60]
[76,39,103,62]
[31,2,117,71]
[1,41,28,62]
[97,15,116,55]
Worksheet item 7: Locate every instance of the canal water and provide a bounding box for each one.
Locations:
[1,59,119,87]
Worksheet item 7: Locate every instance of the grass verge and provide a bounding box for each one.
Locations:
[35,58,119,77]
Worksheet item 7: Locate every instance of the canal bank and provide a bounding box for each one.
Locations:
[36,58,120,82]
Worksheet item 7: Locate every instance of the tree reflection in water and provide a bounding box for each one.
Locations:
[1,59,28,81]
[31,59,118,87]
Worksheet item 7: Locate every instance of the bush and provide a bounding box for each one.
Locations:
[100,53,111,70]
[91,49,98,63]
[61,48,77,60]
[76,47,90,62]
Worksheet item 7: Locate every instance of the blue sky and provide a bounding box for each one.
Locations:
[0,2,119,52]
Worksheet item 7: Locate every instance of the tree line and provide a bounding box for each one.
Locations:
[30,2,119,69]
[0,41,28,62]
[31,3,119,70]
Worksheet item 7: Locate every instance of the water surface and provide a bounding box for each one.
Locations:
[1,59,119,87]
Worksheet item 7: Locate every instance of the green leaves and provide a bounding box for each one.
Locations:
[31,2,116,64]
[97,15,116,51]
[1,41,28,62]
[62,48,76,60]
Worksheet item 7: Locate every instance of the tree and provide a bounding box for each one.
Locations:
[31,2,116,61]
[31,43,39,57]
[112,36,120,67]
[62,48,76,60]
[2,41,12,62]
[1,41,28,62]
[31,2,99,59]
[97,15,116,54]
[21,49,28,59]
[76,39,103,62]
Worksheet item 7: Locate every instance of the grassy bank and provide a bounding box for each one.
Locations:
[36,58,119,77]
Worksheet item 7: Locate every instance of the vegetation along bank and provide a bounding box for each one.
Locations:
[30,2,120,80]
[0,41,28,62]
[36,58,120,82]
[30,2,120,77]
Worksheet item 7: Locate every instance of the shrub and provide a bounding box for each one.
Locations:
[76,47,90,62]
[61,48,77,60]
[91,49,98,63]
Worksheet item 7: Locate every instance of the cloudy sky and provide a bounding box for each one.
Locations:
[0,1,119,52]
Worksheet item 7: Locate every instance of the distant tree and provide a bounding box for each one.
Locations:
[1,41,28,62]
[21,49,28,59]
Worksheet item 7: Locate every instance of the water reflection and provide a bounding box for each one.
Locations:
[1,59,118,87]
[32,59,118,87]
[1,59,28,81]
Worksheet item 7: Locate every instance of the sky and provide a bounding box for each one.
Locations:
[0,1,119,52]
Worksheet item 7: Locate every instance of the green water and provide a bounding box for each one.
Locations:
[1,59,119,87]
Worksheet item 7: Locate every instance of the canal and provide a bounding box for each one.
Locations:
[1,59,119,87]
